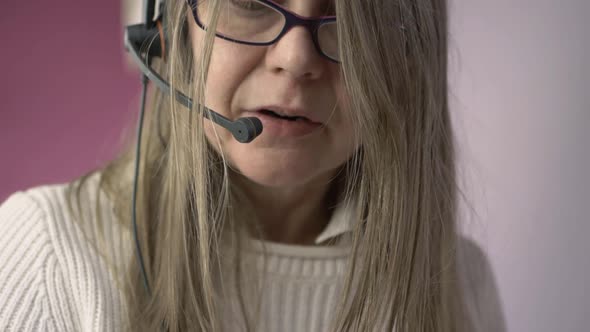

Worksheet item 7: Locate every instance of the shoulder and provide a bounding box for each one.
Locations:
[456,236,507,332]
[0,172,127,331]
[1,173,118,272]
[0,186,59,330]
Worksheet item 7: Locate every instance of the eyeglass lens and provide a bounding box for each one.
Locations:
[195,0,339,61]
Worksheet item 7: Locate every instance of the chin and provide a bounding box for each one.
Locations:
[230,157,326,189]
[206,131,348,190]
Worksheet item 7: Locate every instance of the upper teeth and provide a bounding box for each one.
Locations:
[270,110,287,116]
[265,109,300,119]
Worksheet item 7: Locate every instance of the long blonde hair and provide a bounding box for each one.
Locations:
[67,0,469,330]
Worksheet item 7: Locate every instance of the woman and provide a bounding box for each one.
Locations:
[0,0,505,331]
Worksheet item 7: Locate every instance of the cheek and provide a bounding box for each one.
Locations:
[196,48,240,116]
[189,24,259,117]
[332,78,356,145]
[190,26,263,149]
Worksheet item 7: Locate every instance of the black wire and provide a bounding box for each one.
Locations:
[132,74,152,296]
[135,69,169,332]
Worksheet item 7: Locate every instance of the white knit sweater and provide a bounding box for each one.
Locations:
[0,174,505,331]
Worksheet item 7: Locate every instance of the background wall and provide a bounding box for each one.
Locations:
[448,0,589,331]
[0,1,139,201]
[1,0,588,331]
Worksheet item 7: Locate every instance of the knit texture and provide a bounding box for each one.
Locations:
[0,174,505,331]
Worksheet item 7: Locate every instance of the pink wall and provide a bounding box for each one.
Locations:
[0,1,139,201]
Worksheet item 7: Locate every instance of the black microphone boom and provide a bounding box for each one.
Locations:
[124,24,263,143]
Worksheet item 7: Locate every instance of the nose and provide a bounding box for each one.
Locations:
[264,26,325,81]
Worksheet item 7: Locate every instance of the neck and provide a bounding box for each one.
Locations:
[232,171,341,245]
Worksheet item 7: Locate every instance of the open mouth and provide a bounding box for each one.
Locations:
[259,109,309,122]
[253,108,322,137]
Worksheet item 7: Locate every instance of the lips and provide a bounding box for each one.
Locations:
[253,106,322,125]
[258,109,310,122]
[244,108,323,138]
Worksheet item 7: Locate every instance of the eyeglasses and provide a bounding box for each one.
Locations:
[186,0,339,63]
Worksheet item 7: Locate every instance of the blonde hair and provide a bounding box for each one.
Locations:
[67,0,470,330]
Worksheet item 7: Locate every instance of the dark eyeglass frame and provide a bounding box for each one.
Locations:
[186,0,340,63]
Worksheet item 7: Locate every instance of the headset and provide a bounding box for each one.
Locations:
[125,1,263,144]
[124,0,264,298]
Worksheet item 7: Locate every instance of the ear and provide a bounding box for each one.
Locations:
[156,18,167,62]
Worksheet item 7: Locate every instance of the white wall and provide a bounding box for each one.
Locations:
[449,0,589,331]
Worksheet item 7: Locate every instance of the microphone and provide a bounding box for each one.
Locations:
[124,24,263,143]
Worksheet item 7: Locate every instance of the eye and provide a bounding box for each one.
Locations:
[229,0,267,11]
